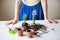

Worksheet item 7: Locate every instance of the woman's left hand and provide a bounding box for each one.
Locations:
[45,19,58,24]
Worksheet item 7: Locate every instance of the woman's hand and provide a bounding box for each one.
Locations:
[45,19,58,23]
[6,19,18,25]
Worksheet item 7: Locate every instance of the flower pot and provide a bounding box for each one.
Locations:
[16,28,23,36]
[27,29,34,38]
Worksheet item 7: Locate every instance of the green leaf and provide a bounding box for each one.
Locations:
[32,16,35,24]
[23,13,27,23]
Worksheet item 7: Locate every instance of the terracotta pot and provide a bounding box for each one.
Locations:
[16,28,23,36]
[27,29,34,38]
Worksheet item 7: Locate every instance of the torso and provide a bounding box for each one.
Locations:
[22,0,41,6]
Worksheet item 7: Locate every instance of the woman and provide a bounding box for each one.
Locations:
[7,0,58,25]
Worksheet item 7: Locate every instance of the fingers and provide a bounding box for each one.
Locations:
[48,19,53,23]
[6,20,17,25]
[50,19,58,23]
[6,20,13,25]
[52,20,58,23]
[47,19,58,24]
[12,20,17,25]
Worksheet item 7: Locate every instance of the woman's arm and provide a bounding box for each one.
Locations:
[41,0,48,19]
[14,0,22,20]
[6,0,22,25]
[41,0,58,23]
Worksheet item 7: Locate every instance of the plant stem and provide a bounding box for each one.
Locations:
[24,13,27,23]
[33,16,35,24]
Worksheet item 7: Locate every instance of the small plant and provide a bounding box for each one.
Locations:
[23,13,27,23]
[32,9,37,24]
[22,13,29,31]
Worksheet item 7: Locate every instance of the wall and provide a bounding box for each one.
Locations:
[48,0,60,19]
[0,0,1,17]
[0,0,15,20]
[0,0,60,20]
[0,0,1,19]
[59,0,60,16]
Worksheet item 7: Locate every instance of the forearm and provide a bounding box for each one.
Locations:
[41,0,48,19]
[14,0,22,20]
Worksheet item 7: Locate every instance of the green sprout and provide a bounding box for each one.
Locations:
[23,13,27,23]
[32,9,37,24]
[32,16,35,24]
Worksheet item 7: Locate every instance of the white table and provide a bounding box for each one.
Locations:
[0,20,60,40]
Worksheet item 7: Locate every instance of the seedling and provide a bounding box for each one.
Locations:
[23,13,27,23]
[32,9,37,24]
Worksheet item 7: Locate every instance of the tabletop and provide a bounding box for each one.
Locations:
[0,20,60,40]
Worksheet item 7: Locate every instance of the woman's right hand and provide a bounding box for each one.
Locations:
[6,19,18,25]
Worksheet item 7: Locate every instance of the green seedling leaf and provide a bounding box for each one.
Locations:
[23,13,27,23]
